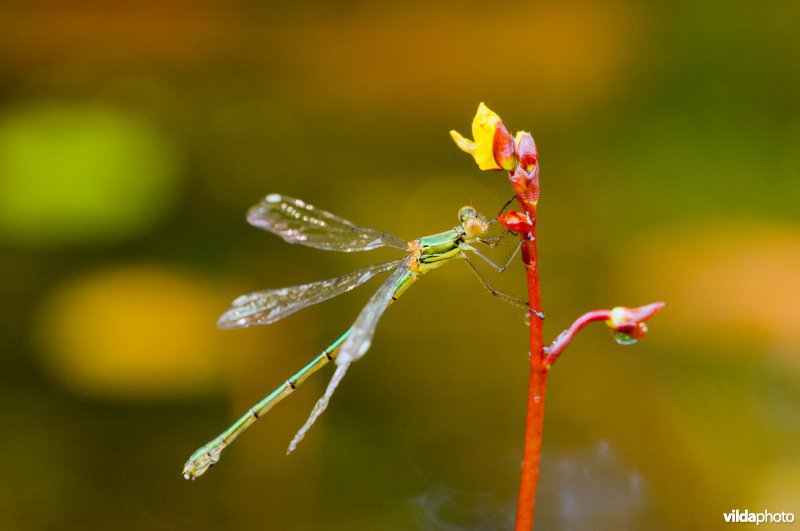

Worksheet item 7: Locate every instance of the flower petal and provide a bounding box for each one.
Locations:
[449,130,476,154]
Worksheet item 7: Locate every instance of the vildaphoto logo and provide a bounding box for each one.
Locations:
[723,509,795,525]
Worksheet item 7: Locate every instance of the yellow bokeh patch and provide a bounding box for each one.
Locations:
[37,266,227,400]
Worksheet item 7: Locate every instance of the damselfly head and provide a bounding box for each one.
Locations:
[458,205,478,223]
[458,205,488,238]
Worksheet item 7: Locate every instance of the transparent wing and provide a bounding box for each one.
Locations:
[477,222,517,249]
[336,253,414,365]
[247,194,408,252]
[286,255,413,453]
[217,260,403,330]
[286,360,351,454]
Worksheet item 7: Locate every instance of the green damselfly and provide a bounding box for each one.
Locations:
[183,194,539,479]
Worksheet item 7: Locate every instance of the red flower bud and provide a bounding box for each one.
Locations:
[606,302,665,345]
[493,121,517,171]
[627,302,666,322]
[498,210,533,233]
[514,131,538,172]
[509,165,540,210]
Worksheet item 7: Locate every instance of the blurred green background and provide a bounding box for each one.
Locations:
[1,1,798,529]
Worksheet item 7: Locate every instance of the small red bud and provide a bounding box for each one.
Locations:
[492,121,517,171]
[628,302,666,322]
[514,131,538,172]
[498,210,533,233]
[606,302,665,344]
[509,166,540,210]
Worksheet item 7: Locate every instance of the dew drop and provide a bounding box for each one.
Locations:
[611,330,638,345]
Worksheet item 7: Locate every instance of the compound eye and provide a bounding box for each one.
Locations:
[464,217,486,237]
[458,205,477,223]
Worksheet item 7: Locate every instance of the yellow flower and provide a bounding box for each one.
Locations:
[450,103,514,171]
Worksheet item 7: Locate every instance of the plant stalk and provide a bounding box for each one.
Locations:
[514,224,546,531]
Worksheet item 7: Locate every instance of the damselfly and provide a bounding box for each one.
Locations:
[183,194,540,479]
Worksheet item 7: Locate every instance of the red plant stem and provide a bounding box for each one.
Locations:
[514,225,545,531]
[543,309,613,367]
